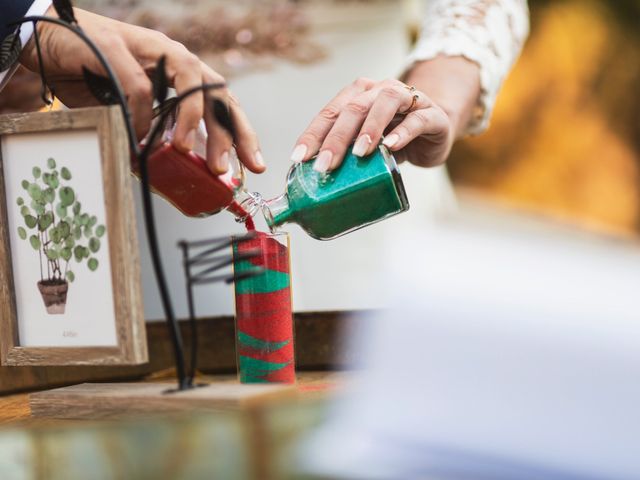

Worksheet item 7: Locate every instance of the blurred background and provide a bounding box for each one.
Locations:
[448,0,640,236]
[2,2,640,478]
[3,0,639,318]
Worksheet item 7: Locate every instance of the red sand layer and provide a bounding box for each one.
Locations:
[134,143,250,220]
[234,232,294,383]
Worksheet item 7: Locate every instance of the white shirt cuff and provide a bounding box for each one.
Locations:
[0,0,52,91]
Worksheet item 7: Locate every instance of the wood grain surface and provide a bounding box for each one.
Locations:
[29,381,298,419]
[1,372,344,425]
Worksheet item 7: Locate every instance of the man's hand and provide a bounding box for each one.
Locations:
[19,6,265,175]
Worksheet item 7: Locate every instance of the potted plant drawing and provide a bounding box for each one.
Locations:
[15,157,105,315]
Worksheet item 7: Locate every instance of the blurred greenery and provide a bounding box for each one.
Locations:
[449,0,640,234]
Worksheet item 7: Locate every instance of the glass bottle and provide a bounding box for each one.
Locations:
[131,101,251,219]
[133,100,410,237]
[259,143,410,240]
[232,231,295,383]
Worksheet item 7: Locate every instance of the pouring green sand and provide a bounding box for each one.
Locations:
[262,144,409,240]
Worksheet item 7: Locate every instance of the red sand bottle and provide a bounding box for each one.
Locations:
[130,107,253,221]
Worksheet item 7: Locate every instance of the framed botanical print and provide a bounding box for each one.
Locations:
[0,106,147,366]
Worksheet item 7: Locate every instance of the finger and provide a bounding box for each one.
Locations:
[199,60,222,87]
[194,64,237,174]
[167,50,216,153]
[357,88,431,157]
[228,94,265,174]
[314,89,378,172]
[383,107,450,151]
[291,77,375,163]
[318,83,424,171]
[204,99,234,175]
[101,37,153,141]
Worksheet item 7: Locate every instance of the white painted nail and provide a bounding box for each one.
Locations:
[290,144,307,163]
[352,134,372,157]
[382,133,400,149]
[313,150,333,173]
[255,150,265,167]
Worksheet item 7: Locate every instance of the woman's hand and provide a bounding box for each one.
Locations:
[290,77,453,172]
[291,57,481,172]
[19,7,265,175]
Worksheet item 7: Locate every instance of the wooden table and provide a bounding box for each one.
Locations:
[0,372,346,479]
[0,371,343,425]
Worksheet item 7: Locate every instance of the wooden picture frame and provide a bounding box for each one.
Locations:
[0,106,147,366]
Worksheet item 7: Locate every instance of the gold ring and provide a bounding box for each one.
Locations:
[403,85,417,93]
[401,93,420,115]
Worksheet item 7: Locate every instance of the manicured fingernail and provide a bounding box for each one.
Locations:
[184,129,196,150]
[255,150,265,168]
[290,144,307,163]
[313,150,333,173]
[219,150,230,171]
[352,134,372,157]
[382,133,400,149]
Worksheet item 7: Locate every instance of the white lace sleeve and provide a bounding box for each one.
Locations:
[405,0,530,134]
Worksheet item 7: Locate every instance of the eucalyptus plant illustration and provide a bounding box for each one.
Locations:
[16,157,105,314]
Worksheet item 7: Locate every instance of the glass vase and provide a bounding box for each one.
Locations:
[231,232,295,383]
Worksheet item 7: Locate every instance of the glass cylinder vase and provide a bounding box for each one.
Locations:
[231,232,295,383]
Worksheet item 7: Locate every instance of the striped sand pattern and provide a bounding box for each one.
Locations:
[232,233,295,383]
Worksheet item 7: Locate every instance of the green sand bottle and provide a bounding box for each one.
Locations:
[258,143,409,240]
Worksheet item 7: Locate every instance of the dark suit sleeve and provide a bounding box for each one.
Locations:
[0,0,35,45]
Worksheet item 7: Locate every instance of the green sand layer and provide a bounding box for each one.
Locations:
[233,235,294,384]
[237,332,290,351]
[268,145,409,239]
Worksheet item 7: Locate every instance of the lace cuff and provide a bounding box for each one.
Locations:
[404,0,529,135]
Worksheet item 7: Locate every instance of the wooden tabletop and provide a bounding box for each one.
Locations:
[0,372,346,480]
[0,371,345,426]
[0,393,30,425]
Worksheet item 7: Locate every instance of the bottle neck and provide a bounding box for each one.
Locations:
[264,193,292,229]
[228,189,263,222]
[228,189,293,232]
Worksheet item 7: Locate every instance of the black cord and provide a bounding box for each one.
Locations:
[179,242,198,385]
[139,82,226,160]
[8,15,227,391]
[137,83,227,389]
[31,21,53,106]
[12,16,138,154]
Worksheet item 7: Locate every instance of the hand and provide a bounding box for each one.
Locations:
[19,7,265,175]
[290,77,453,172]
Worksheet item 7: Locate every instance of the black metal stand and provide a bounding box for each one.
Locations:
[9,3,254,393]
[178,234,262,387]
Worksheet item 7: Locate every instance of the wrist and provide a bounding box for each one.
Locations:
[18,4,56,68]
[404,55,481,139]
